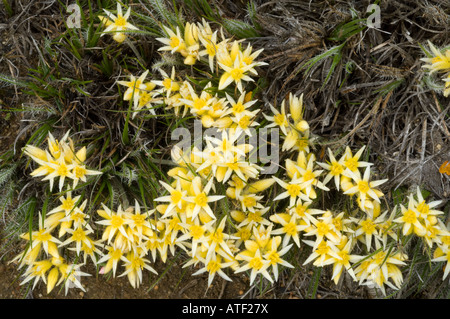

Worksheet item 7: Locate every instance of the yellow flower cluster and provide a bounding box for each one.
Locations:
[12,199,94,295]
[103,13,450,295]
[14,3,450,297]
[117,69,162,118]
[118,20,266,123]
[266,141,397,291]
[421,41,450,97]
[96,201,158,288]
[142,18,415,293]
[156,19,266,91]
[395,188,450,280]
[264,93,311,153]
[23,131,102,191]
[12,131,103,294]
[153,144,282,286]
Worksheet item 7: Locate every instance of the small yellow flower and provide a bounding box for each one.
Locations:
[157,25,186,53]
[342,145,372,174]
[328,237,361,285]
[100,3,139,43]
[192,254,234,286]
[393,198,426,237]
[235,248,272,285]
[119,250,157,288]
[343,166,387,209]
[96,203,131,244]
[303,239,341,267]
[263,101,289,135]
[317,148,346,191]
[117,70,149,109]
[199,30,221,72]
[270,213,308,247]
[154,179,188,218]
[97,245,124,277]
[421,41,450,75]
[262,236,294,281]
[218,54,258,93]
[273,175,311,207]
[184,176,224,220]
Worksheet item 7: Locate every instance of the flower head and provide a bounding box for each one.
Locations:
[100,3,139,43]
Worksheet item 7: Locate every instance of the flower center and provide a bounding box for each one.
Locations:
[337,250,349,264]
[287,184,302,197]
[139,92,151,106]
[194,192,208,207]
[111,215,124,228]
[237,228,251,241]
[62,198,75,211]
[403,209,417,224]
[357,180,370,193]
[316,241,330,255]
[249,256,263,270]
[316,222,330,237]
[274,114,286,126]
[243,56,253,65]
[206,260,221,273]
[115,16,127,27]
[373,252,385,265]
[417,201,429,215]
[132,214,146,227]
[232,103,245,114]
[72,228,86,241]
[330,162,343,176]
[190,225,204,239]
[296,138,309,150]
[110,248,122,260]
[169,36,181,48]
[295,204,307,217]
[193,98,207,110]
[130,256,145,270]
[248,212,262,223]
[72,212,85,223]
[211,230,223,243]
[361,219,375,234]
[242,196,256,208]
[332,218,343,231]
[57,163,69,176]
[303,170,315,182]
[206,44,217,56]
[74,166,87,179]
[227,162,239,170]
[36,230,51,242]
[238,116,251,129]
[284,222,297,236]
[171,190,183,203]
[230,68,244,80]
[267,251,280,265]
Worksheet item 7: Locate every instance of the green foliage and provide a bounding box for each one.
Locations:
[2,0,13,17]
[182,0,220,22]
[222,18,260,39]
[327,18,367,43]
